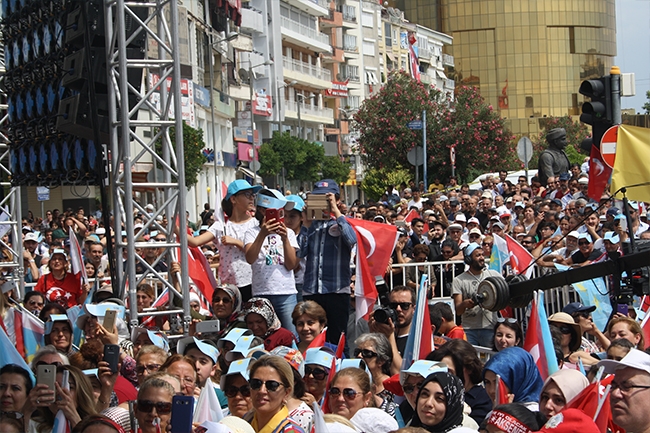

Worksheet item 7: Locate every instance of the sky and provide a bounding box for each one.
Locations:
[616,0,650,112]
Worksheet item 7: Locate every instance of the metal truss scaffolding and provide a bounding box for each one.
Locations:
[0,64,24,298]
[104,0,191,332]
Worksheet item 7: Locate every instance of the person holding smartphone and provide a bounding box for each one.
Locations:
[244,189,299,334]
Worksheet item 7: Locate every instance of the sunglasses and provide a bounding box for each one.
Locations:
[243,299,266,310]
[559,326,573,335]
[577,312,592,319]
[353,348,378,359]
[0,411,23,420]
[212,296,232,304]
[224,384,251,398]
[482,243,493,247]
[578,241,590,246]
[137,400,172,414]
[497,317,517,324]
[305,366,328,381]
[329,387,360,399]
[249,378,284,392]
[135,363,161,374]
[402,382,423,394]
[389,302,412,311]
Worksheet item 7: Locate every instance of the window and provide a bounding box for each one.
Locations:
[345,95,360,110]
[385,23,392,46]
[361,11,373,27]
[362,39,375,56]
[341,64,359,81]
[343,34,357,51]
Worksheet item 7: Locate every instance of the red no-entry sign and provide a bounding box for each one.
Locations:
[601,125,619,168]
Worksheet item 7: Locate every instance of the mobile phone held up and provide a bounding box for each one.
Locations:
[265,208,284,224]
[170,395,194,433]
[104,344,120,373]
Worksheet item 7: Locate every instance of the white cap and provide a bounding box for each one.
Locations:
[567,231,580,239]
[599,348,650,375]
[468,217,480,225]
[454,213,467,223]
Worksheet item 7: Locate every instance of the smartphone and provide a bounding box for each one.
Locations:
[104,344,120,374]
[617,303,629,316]
[619,217,628,232]
[170,395,194,433]
[37,364,56,393]
[265,208,284,224]
[195,320,220,334]
[103,309,117,332]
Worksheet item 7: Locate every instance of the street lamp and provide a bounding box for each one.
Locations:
[248,59,274,184]
[277,80,297,136]
[296,93,316,140]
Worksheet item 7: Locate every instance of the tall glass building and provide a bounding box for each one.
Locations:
[390,0,616,135]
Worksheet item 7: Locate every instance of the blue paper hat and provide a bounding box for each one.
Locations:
[177,337,219,364]
[45,314,72,335]
[304,347,335,371]
[219,357,254,389]
[400,360,448,385]
[217,328,251,350]
[226,335,264,362]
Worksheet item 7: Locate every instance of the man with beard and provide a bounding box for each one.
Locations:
[369,285,415,371]
[426,221,446,260]
[452,243,501,346]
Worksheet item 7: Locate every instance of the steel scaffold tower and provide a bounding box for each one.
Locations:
[104,0,191,332]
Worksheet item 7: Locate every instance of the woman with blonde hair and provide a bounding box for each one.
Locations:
[243,355,306,433]
[327,367,374,420]
[607,316,645,349]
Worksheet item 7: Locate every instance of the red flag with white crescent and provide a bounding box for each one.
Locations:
[588,144,613,202]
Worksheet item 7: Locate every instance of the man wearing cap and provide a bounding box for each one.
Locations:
[599,349,650,433]
[302,179,357,348]
[627,202,650,238]
[551,172,572,202]
[538,128,571,186]
[563,233,601,267]
[541,231,580,267]
[452,243,501,345]
[34,249,89,307]
[563,302,610,354]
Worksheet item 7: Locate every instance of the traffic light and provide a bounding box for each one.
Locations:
[579,76,613,153]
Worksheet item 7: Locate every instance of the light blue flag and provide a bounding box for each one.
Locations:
[554,263,612,332]
[0,325,36,385]
[489,234,509,273]
[538,291,559,376]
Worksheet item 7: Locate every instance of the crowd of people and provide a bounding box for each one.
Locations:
[1,167,650,433]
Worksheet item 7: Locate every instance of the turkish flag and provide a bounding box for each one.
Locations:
[588,144,613,202]
[641,308,650,349]
[404,209,419,223]
[523,294,549,379]
[307,327,328,350]
[505,234,535,278]
[565,375,621,433]
[347,218,398,321]
[178,246,218,302]
[496,375,509,406]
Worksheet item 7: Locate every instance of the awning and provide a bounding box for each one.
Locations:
[436,69,448,80]
[386,52,396,63]
[365,71,379,85]
[237,166,263,184]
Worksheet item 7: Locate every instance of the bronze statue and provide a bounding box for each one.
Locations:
[538,128,571,185]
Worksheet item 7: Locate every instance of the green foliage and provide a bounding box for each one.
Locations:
[259,132,325,183]
[529,116,590,167]
[361,166,412,201]
[155,121,207,188]
[354,72,516,184]
[321,156,351,185]
[643,90,650,115]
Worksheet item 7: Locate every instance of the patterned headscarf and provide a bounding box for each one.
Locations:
[483,346,544,404]
[411,371,465,432]
[240,297,281,337]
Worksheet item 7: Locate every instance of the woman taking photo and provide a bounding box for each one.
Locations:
[0,364,32,414]
[327,367,373,421]
[607,316,645,349]
[292,301,327,353]
[243,355,306,433]
[241,297,296,350]
[212,284,244,339]
[187,179,261,301]
[26,365,97,432]
[410,371,465,432]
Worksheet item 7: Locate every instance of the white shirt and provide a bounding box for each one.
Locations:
[244,226,299,296]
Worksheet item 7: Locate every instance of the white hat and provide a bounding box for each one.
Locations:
[145,204,155,211]
[567,231,580,239]
[454,213,467,223]
[578,177,589,185]
[468,217,480,225]
[95,227,106,235]
[599,348,650,375]
[469,227,483,236]
[439,195,448,202]
[24,232,40,242]
[351,408,399,433]
[448,223,463,231]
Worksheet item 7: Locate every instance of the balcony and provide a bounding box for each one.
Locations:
[285,0,329,18]
[284,99,334,125]
[340,4,357,27]
[320,9,343,28]
[282,56,332,89]
[240,8,263,33]
[280,16,332,53]
[212,89,236,118]
[343,34,358,55]
[444,78,455,90]
[322,45,344,63]
[418,47,433,60]
[442,53,455,67]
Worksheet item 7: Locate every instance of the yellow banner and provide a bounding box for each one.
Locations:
[611,124,650,202]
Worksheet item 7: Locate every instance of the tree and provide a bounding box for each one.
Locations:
[643,90,650,114]
[321,156,351,185]
[354,71,517,183]
[361,165,412,201]
[155,121,207,188]
[530,116,590,167]
[258,132,325,183]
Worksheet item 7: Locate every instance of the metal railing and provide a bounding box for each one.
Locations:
[280,16,330,46]
[282,56,332,81]
[341,5,356,22]
[285,99,334,119]
[343,34,358,52]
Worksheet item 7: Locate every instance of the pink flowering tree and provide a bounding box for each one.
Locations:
[354,71,518,182]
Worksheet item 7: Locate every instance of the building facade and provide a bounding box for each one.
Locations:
[391,0,617,136]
